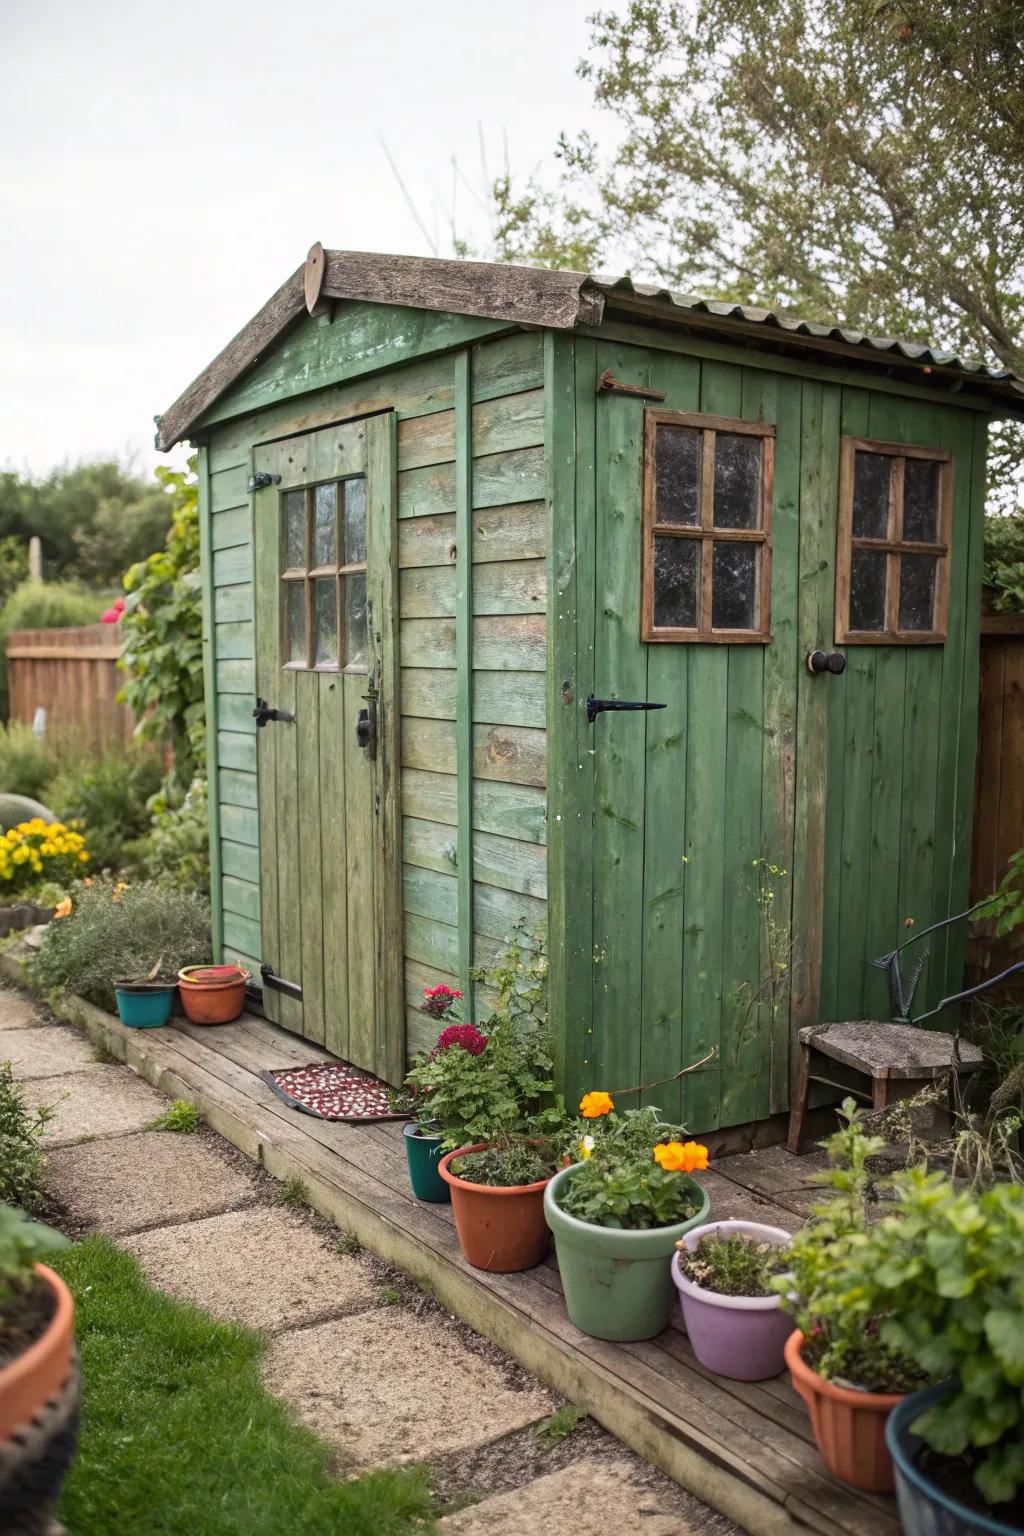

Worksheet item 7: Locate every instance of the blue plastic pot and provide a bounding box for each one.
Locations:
[403,1123,450,1202]
[887,1383,1022,1536]
[114,984,175,1029]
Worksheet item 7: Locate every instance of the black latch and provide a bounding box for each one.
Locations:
[247,472,281,492]
[260,963,303,1002]
[587,693,667,724]
[806,650,847,675]
[253,697,296,728]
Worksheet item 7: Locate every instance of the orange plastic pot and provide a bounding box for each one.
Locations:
[438,1143,552,1272]
[0,1264,74,1443]
[785,1329,905,1493]
[177,965,250,1024]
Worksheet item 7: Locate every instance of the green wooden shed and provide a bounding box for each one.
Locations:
[157,245,1024,1136]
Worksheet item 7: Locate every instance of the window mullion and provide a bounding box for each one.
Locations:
[304,487,314,668]
[700,429,716,629]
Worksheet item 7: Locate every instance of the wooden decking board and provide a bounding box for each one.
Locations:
[12,975,898,1536]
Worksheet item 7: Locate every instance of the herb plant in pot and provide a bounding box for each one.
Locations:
[114,957,177,1028]
[672,1221,794,1380]
[0,1204,77,1527]
[779,1100,930,1493]
[545,1096,711,1341]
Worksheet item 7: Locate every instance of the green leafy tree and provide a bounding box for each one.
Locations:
[118,459,204,797]
[0,462,170,582]
[493,0,1024,506]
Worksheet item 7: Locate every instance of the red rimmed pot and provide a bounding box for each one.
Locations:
[785,1329,906,1493]
[0,1263,79,1524]
[438,1142,552,1272]
[177,965,250,1024]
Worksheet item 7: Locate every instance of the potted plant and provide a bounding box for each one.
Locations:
[114,957,177,1028]
[0,1204,77,1527]
[439,1133,560,1271]
[779,1100,930,1493]
[544,1097,711,1341]
[394,984,465,1204]
[177,963,250,1024]
[672,1220,794,1380]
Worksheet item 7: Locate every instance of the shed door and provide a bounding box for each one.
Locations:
[251,414,403,1084]
[583,347,977,1134]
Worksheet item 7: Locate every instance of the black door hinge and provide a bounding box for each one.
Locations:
[247,472,281,492]
[587,693,667,724]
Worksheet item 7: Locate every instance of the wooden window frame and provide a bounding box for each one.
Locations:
[835,437,953,646]
[280,476,368,674]
[642,409,775,644]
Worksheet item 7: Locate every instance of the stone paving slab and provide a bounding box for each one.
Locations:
[0,990,46,1030]
[123,1206,377,1331]
[46,1130,257,1234]
[439,1456,710,1535]
[23,1066,168,1146]
[262,1307,554,1468]
[0,1024,100,1080]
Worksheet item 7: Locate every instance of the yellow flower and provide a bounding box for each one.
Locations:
[78,851,89,862]
[579,1091,614,1119]
[578,1135,595,1160]
[653,1140,710,1173]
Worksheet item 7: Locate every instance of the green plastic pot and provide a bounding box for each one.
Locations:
[544,1163,711,1341]
[403,1124,450,1203]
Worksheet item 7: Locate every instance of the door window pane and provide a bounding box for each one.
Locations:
[285,490,306,568]
[852,452,891,539]
[849,549,888,631]
[898,554,937,631]
[286,581,306,663]
[344,572,368,668]
[313,483,337,567]
[655,426,701,527]
[711,542,757,629]
[713,434,761,529]
[902,459,940,542]
[652,537,698,628]
[313,579,338,666]
[344,477,368,564]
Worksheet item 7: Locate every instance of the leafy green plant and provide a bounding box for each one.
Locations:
[47,751,163,872]
[273,1176,309,1208]
[471,916,548,1031]
[139,775,210,892]
[0,1063,54,1211]
[976,848,1024,939]
[402,1015,557,1152]
[378,1285,403,1307]
[557,1155,704,1231]
[0,723,59,802]
[119,460,204,798]
[983,513,1024,614]
[31,877,211,1012]
[675,1232,790,1297]
[152,1100,200,1134]
[0,1204,69,1309]
[450,1140,555,1188]
[337,1232,361,1257]
[535,1405,587,1449]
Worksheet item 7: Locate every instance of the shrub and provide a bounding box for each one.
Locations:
[32,878,211,1012]
[0,1062,54,1211]
[0,724,59,802]
[140,775,210,892]
[983,512,1024,614]
[47,751,163,872]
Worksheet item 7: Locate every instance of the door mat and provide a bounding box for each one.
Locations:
[261,1062,408,1123]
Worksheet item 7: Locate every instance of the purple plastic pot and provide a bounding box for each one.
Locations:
[671,1219,795,1381]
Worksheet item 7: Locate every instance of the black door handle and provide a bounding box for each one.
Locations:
[356,693,377,758]
[587,693,667,724]
[806,651,846,675]
[260,963,303,1001]
[253,697,296,727]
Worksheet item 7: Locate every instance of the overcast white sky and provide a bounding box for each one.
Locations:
[1,0,606,478]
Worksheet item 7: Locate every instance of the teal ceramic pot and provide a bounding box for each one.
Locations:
[114,983,175,1029]
[403,1124,450,1202]
[887,1383,1023,1536]
[545,1163,711,1341]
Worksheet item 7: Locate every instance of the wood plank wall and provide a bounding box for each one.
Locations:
[202,322,548,1058]
[6,624,134,753]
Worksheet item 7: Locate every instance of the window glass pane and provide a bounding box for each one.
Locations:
[285,581,306,663]
[713,434,761,530]
[849,549,888,630]
[902,459,940,543]
[655,426,701,526]
[285,490,306,568]
[852,452,891,538]
[313,483,337,567]
[344,477,368,564]
[313,579,338,667]
[711,541,758,629]
[344,572,368,668]
[652,536,698,628]
[898,554,937,631]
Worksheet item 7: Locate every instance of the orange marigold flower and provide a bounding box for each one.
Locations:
[653,1140,710,1172]
[52,897,73,920]
[579,1091,614,1119]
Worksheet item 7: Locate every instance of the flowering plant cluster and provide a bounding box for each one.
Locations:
[435,1023,485,1055]
[557,1094,710,1231]
[423,983,462,1020]
[0,819,88,901]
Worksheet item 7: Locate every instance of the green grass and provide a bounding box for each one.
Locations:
[53,1238,435,1535]
[150,1099,200,1134]
[535,1404,587,1449]
[272,1174,309,1208]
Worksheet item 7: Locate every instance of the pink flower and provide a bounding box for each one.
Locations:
[435,1024,487,1056]
[422,983,463,1020]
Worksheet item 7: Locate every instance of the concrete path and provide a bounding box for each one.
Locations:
[1,983,737,1534]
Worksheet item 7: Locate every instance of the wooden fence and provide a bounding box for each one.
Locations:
[969,610,1024,984]
[5,624,134,755]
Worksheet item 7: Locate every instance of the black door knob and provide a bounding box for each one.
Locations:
[807,650,847,675]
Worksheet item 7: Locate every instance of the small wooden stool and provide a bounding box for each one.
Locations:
[787,1020,984,1154]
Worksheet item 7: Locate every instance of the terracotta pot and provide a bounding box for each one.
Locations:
[0,1265,74,1443]
[438,1142,552,1272]
[785,1329,905,1492]
[177,965,249,1024]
